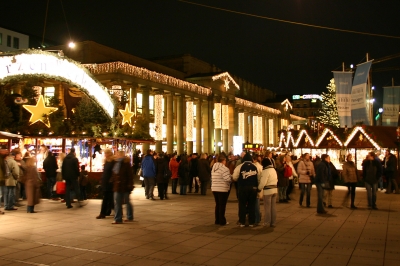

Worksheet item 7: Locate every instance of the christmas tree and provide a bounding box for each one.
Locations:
[317,78,340,128]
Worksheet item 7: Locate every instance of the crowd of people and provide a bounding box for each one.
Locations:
[1,145,399,228]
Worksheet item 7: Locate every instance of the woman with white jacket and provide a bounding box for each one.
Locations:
[211,155,232,226]
[258,158,278,227]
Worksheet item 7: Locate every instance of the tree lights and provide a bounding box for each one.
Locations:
[317,79,340,128]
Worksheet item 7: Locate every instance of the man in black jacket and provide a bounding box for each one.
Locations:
[43,151,58,200]
[383,149,399,194]
[188,153,199,193]
[62,148,81,208]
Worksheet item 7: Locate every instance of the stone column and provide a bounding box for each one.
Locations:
[228,98,235,154]
[202,100,210,154]
[248,113,253,143]
[196,98,202,154]
[176,95,184,154]
[142,87,150,152]
[166,92,174,154]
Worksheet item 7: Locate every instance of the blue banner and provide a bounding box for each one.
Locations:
[351,61,372,125]
[382,86,400,126]
[333,72,353,127]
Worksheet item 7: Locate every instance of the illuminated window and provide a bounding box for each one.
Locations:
[269,119,274,145]
[149,95,154,115]
[136,93,142,114]
[44,87,55,105]
[13,37,19,49]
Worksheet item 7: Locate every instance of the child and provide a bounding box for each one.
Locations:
[79,165,89,200]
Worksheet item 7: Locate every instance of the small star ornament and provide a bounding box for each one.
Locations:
[23,95,58,128]
[119,103,134,126]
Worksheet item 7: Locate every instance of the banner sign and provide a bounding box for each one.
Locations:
[333,71,353,127]
[382,86,400,126]
[351,61,372,125]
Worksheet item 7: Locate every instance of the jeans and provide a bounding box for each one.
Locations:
[213,191,229,225]
[180,185,187,195]
[171,179,178,193]
[143,177,155,198]
[365,182,378,208]
[278,186,287,200]
[343,182,357,207]
[0,186,5,208]
[255,198,261,224]
[4,186,16,210]
[201,180,209,195]
[65,179,81,207]
[157,183,165,199]
[238,186,257,225]
[299,183,312,206]
[316,183,325,213]
[323,190,333,206]
[114,192,133,222]
[100,191,114,215]
[47,177,56,199]
[263,193,277,226]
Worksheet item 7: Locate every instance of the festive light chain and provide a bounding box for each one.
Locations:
[344,126,381,150]
[315,128,343,147]
[285,131,295,148]
[214,103,222,129]
[222,104,229,129]
[154,94,163,140]
[238,113,245,140]
[235,98,281,115]
[294,130,315,147]
[212,72,240,90]
[278,132,285,148]
[84,62,212,96]
[186,101,194,141]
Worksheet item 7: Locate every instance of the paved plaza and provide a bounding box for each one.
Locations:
[0,185,399,266]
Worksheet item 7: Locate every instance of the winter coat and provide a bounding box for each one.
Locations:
[141,155,156,178]
[155,157,167,183]
[297,159,315,184]
[61,153,79,181]
[276,156,288,187]
[286,161,298,180]
[79,170,89,186]
[43,154,58,179]
[232,161,260,188]
[24,165,41,206]
[5,157,19,187]
[198,158,211,182]
[342,161,359,183]
[211,162,232,192]
[258,166,278,196]
[315,160,331,185]
[362,159,382,185]
[189,157,199,177]
[169,157,179,179]
[112,157,134,192]
[178,155,190,185]
[101,160,115,192]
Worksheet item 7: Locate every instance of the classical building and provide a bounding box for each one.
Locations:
[3,41,305,155]
[0,27,29,52]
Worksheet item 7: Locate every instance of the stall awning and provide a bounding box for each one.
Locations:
[0,131,23,139]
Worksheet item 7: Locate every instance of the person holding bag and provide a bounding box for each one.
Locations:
[258,158,278,227]
[342,154,360,209]
[315,154,332,214]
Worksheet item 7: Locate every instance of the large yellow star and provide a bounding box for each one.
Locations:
[119,103,134,126]
[23,95,58,128]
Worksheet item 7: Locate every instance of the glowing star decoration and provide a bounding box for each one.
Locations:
[23,95,58,128]
[119,104,134,126]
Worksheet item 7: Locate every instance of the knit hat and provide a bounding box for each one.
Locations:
[242,153,252,162]
[261,158,273,169]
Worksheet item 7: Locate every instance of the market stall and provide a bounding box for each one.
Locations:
[0,131,23,150]
[290,129,315,159]
[314,128,347,170]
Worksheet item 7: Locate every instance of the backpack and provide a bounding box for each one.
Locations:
[284,165,292,178]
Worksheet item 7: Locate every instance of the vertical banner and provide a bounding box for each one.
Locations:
[382,86,400,126]
[333,71,353,127]
[351,61,372,125]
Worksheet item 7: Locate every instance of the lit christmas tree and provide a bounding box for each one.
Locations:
[317,78,340,128]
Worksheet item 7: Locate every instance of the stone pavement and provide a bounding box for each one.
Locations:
[0,185,399,266]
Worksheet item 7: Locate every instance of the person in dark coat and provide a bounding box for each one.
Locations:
[178,155,189,195]
[276,155,288,203]
[111,151,134,224]
[198,153,211,195]
[363,151,382,210]
[188,153,199,193]
[61,148,81,208]
[154,152,167,200]
[383,149,398,194]
[323,161,339,208]
[43,151,58,200]
[23,157,41,213]
[315,154,331,214]
[96,149,115,219]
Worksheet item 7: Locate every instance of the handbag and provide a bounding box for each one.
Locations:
[56,181,66,194]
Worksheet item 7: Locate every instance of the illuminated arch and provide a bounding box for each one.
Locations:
[0,50,114,117]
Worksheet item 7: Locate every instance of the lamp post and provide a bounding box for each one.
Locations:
[217,141,222,154]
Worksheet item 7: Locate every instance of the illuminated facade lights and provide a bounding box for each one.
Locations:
[238,113,245,139]
[186,101,194,141]
[214,103,221,129]
[154,94,163,141]
[222,104,229,130]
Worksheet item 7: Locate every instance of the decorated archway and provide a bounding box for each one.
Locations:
[0,49,114,117]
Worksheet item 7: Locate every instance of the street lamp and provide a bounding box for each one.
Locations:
[217,141,222,154]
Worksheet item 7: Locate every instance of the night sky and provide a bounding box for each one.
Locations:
[1,0,400,104]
